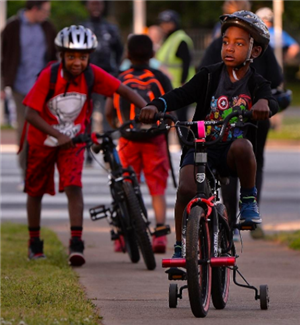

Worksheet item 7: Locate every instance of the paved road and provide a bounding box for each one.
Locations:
[1,142,300,324]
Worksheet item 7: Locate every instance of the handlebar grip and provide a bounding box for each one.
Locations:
[72,134,90,144]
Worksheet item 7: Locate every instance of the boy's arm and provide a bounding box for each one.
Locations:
[116,84,147,108]
[104,97,118,129]
[26,107,74,147]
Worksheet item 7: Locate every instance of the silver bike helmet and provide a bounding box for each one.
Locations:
[220,10,270,55]
[55,25,98,52]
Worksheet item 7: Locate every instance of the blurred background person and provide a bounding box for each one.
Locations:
[211,0,251,40]
[156,10,195,136]
[81,0,124,165]
[256,7,300,64]
[198,3,284,240]
[1,0,57,184]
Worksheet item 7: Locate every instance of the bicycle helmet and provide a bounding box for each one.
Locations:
[158,10,180,28]
[220,10,270,55]
[54,25,98,52]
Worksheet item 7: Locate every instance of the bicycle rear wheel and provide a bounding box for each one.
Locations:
[211,204,231,309]
[123,181,156,270]
[186,206,211,318]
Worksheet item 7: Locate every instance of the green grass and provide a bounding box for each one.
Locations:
[266,230,300,251]
[268,116,300,140]
[286,81,300,106]
[1,223,102,325]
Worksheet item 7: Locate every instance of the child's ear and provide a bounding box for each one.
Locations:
[251,46,262,59]
[150,50,154,59]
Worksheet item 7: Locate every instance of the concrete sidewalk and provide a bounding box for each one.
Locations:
[45,218,300,325]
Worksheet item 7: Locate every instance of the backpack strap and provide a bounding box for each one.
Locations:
[83,65,94,134]
[45,62,61,103]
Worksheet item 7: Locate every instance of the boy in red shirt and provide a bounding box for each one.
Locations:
[23,25,146,266]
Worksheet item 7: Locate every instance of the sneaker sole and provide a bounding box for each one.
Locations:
[69,253,85,267]
[28,254,46,261]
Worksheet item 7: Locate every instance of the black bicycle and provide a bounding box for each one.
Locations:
[153,109,270,317]
[72,121,170,271]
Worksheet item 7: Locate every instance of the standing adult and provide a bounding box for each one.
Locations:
[156,10,195,130]
[256,7,300,63]
[198,4,284,239]
[1,1,57,181]
[81,0,123,133]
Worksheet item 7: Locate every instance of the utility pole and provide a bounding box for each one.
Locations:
[133,0,146,34]
[0,0,7,125]
[273,0,283,68]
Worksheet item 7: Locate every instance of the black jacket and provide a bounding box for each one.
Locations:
[150,62,279,149]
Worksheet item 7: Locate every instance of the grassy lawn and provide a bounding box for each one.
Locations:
[266,230,300,251]
[1,222,102,325]
[268,116,300,140]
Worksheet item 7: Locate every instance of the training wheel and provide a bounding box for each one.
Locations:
[169,283,178,308]
[260,285,269,310]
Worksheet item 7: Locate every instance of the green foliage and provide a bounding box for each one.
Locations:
[6,1,88,31]
[267,230,300,251]
[6,1,300,32]
[1,222,101,325]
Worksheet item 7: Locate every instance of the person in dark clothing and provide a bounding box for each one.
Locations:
[1,0,57,180]
[81,0,124,165]
[139,11,279,258]
[156,10,195,133]
[198,31,283,235]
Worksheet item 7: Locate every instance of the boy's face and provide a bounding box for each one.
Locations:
[63,51,90,77]
[221,26,261,68]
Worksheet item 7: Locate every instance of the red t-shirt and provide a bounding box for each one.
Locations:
[23,63,121,146]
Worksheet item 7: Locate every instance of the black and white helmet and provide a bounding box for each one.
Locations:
[220,10,270,54]
[55,25,98,52]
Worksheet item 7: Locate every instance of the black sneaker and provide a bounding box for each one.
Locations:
[69,238,85,267]
[28,238,46,260]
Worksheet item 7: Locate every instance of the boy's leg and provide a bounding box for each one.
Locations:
[58,147,85,266]
[227,139,261,226]
[25,145,57,260]
[173,165,196,257]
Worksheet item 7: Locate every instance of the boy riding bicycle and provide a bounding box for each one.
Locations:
[139,11,279,258]
[23,25,146,266]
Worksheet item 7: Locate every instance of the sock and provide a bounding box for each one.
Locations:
[240,187,257,202]
[156,223,165,228]
[175,240,182,247]
[29,227,40,241]
[71,226,83,240]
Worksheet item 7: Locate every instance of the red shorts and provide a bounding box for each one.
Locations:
[118,134,169,196]
[25,144,85,197]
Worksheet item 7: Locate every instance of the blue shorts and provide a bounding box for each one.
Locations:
[180,142,236,177]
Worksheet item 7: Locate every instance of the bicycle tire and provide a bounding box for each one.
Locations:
[116,189,140,264]
[211,204,231,310]
[123,181,156,270]
[186,206,211,318]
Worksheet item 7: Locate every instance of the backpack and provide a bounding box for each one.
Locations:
[114,68,167,141]
[18,62,94,153]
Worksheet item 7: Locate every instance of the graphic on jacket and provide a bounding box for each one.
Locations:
[44,92,86,146]
[206,94,252,141]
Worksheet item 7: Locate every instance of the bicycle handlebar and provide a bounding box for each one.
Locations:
[151,109,268,148]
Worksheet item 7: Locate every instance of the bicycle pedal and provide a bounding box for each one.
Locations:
[152,224,171,237]
[110,230,119,241]
[89,205,110,221]
[165,268,186,281]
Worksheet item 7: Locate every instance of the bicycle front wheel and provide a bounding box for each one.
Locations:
[211,203,231,310]
[123,181,156,270]
[186,206,211,318]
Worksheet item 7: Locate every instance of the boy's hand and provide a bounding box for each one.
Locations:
[56,133,74,149]
[139,105,158,124]
[251,99,270,120]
